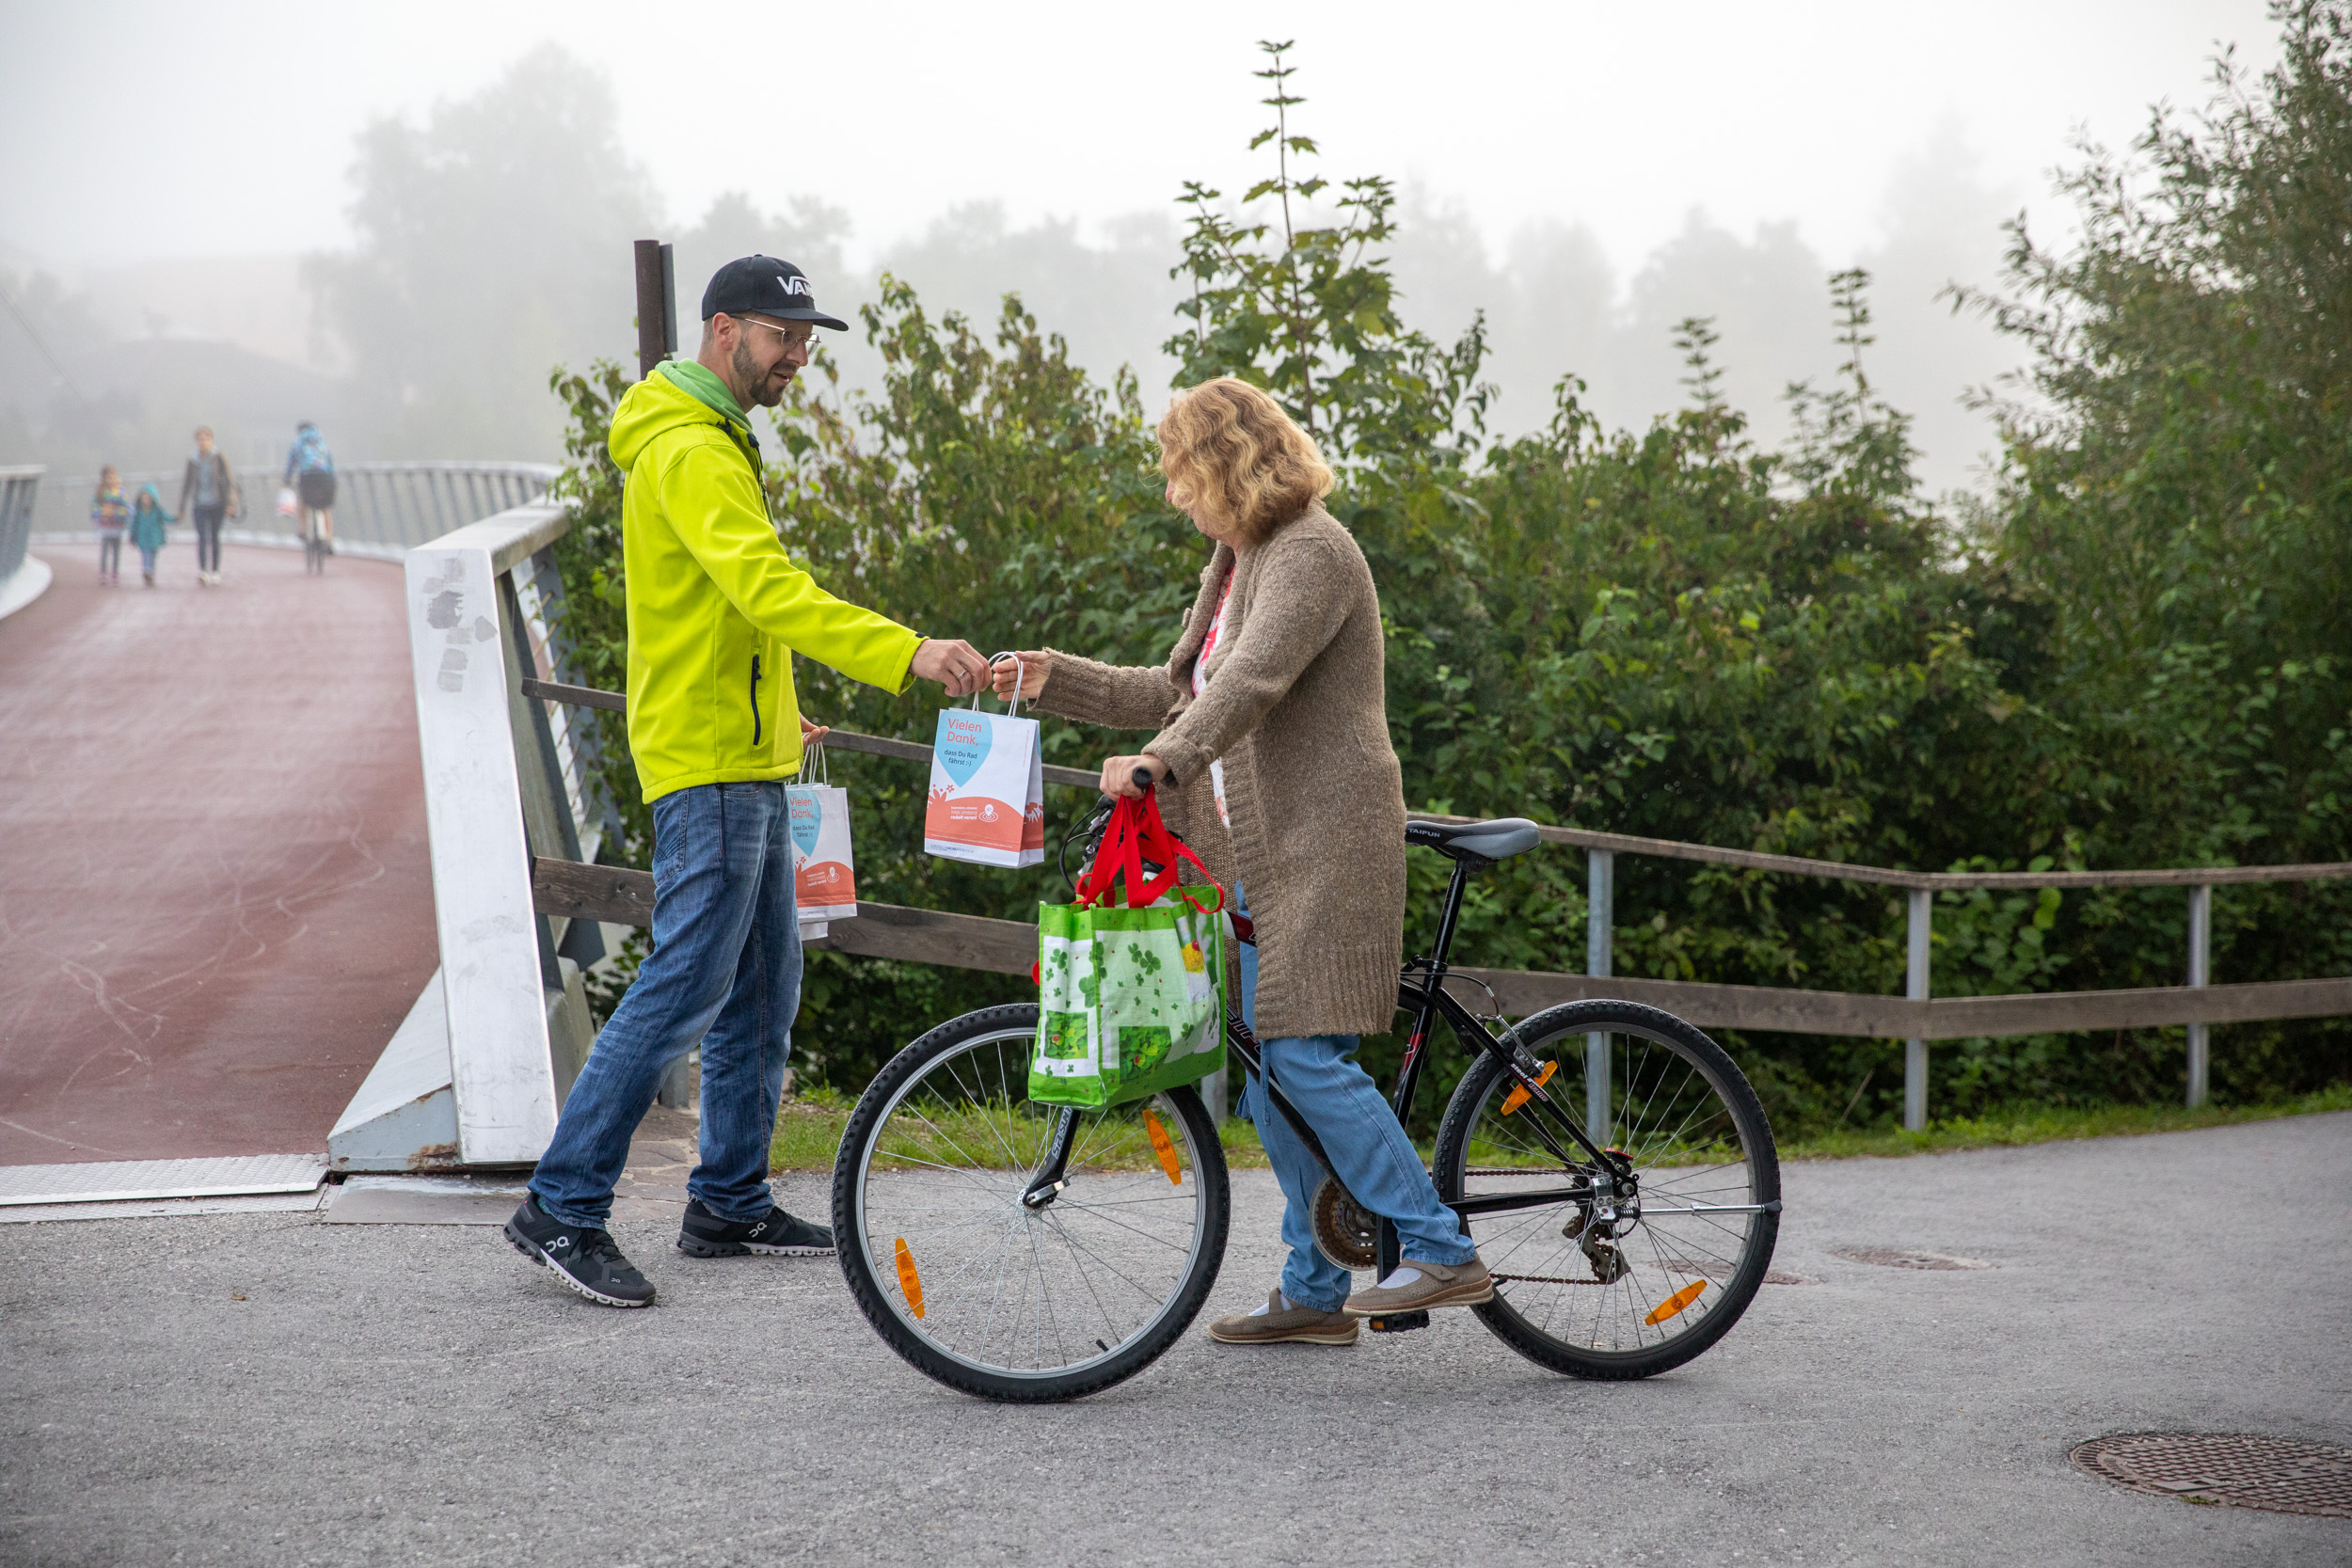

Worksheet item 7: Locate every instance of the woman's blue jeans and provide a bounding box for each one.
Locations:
[1232,887,1476,1311]
[530,783,803,1228]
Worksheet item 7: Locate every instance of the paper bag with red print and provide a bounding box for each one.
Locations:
[922,694,1044,869]
[785,743,857,929]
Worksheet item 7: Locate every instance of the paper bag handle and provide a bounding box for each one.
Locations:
[970,650,1027,719]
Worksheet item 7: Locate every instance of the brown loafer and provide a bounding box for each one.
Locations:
[1208,1289,1359,1346]
[1341,1256,1494,1315]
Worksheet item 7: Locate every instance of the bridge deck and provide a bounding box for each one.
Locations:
[0,543,437,1164]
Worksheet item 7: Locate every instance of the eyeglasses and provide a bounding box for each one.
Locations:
[730,316,818,353]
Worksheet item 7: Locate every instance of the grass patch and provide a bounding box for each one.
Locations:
[1779,1085,2352,1161]
[771,1086,854,1173]
[775,1083,2349,1171]
[771,1086,1280,1174]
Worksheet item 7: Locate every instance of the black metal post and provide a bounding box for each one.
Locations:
[660,243,678,358]
[634,240,675,379]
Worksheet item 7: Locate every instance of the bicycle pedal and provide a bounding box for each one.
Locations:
[1367,1310,1430,1334]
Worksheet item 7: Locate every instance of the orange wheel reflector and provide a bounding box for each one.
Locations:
[1502,1059,1559,1116]
[893,1237,926,1320]
[1142,1108,1183,1185]
[1644,1279,1707,1325]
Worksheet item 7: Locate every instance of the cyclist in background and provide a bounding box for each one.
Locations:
[284,420,336,556]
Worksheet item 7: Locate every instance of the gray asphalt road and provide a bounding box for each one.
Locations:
[3,1113,2346,1567]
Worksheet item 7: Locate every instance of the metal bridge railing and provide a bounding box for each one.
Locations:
[0,466,41,583]
[27,461,562,560]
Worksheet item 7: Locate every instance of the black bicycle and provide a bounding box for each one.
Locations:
[831,789,1782,1402]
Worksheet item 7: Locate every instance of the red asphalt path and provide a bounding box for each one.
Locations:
[0,544,437,1164]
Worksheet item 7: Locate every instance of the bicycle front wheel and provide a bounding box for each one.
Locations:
[1432,1000,1780,1380]
[831,1004,1231,1402]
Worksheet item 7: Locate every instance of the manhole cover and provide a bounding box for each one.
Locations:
[2072,1433,2352,1519]
[1834,1248,1994,1270]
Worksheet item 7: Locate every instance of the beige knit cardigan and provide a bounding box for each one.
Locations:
[1034,502,1407,1039]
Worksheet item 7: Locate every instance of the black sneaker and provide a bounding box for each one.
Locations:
[504,1196,656,1307]
[676,1197,835,1258]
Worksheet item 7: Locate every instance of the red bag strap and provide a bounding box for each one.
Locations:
[1132,795,1223,912]
[1074,797,1142,907]
[1075,789,1225,913]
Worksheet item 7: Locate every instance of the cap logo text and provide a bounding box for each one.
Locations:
[778,275,812,297]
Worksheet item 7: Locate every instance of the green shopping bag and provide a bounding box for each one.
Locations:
[1030,790,1228,1109]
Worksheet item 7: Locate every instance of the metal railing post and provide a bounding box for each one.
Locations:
[0,466,41,583]
[2186,883,2212,1108]
[1586,848,1613,1143]
[1903,888,1931,1131]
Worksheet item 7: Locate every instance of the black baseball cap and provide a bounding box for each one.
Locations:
[700,255,848,330]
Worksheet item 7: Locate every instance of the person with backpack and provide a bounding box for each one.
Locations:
[284,420,335,554]
[90,467,130,585]
[127,483,172,587]
[177,426,241,585]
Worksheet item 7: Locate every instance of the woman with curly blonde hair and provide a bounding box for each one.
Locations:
[993,377,1489,1346]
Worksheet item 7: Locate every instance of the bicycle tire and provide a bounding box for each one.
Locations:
[832,1003,1232,1402]
[1431,999,1780,1380]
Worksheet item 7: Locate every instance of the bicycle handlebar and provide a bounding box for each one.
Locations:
[1132,768,1156,792]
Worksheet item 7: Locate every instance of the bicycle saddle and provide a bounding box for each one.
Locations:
[1406,816,1544,863]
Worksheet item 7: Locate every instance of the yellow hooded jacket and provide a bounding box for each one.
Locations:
[607,367,921,802]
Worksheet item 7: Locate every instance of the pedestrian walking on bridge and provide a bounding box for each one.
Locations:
[178,425,240,585]
[127,484,172,588]
[90,468,129,585]
[506,255,992,1308]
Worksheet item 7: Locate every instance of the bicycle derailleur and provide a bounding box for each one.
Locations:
[1563,1157,1640,1284]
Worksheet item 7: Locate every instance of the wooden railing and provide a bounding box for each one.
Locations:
[519,679,2352,1126]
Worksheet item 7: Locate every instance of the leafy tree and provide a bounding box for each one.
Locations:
[1166,40,1492,467]
[1954,0,2352,1096]
[308,45,658,460]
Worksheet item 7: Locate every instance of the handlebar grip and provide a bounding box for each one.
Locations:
[1132,768,1157,792]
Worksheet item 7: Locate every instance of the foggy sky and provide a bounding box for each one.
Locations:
[0,1,2282,492]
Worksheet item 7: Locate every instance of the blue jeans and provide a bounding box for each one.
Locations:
[1232,887,1476,1312]
[530,782,803,1228]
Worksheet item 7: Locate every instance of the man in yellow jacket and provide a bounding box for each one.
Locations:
[508,257,988,1307]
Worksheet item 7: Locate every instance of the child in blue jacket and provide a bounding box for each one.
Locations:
[128,484,173,587]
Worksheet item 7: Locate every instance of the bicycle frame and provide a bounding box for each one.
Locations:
[1221,852,1632,1284]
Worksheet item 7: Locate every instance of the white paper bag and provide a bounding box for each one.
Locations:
[786,743,858,924]
[923,676,1044,868]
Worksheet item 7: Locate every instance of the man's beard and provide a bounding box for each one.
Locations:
[734,339,788,409]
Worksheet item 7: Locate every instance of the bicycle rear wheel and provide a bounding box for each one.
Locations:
[831,1004,1231,1402]
[1431,1000,1780,1379]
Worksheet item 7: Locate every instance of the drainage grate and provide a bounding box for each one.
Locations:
[2072,1433,2352,1519]
[1834,1247,1994,1271]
